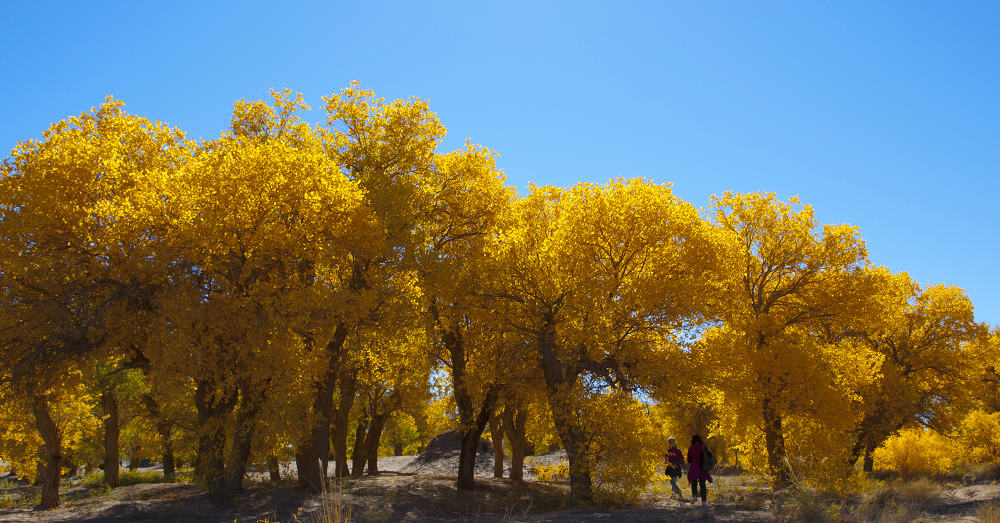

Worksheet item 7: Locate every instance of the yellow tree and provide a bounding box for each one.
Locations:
[970,328,1000,413]
[349,324,432,476]
[495,180,731,500]
[846,272,986,471]
[416,143,517,490]
[0,99,184,507]
[146,90,373,501]
[286,83,446,487]
[709,192,870,487]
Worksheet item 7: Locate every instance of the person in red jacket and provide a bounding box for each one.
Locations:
[664,437,684,496]
[687,434,712,505]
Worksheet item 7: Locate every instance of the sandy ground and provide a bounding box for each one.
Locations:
[1,451,998,522]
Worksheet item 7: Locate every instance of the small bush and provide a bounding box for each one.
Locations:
[960,410,1000,464]
[533,462,569,483]
[120,469,164,486]
[81,471,105,488]
[873,428,956,477]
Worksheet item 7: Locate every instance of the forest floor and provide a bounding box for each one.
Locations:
[1,453,999,522]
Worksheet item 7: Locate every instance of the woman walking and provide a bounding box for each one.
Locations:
[664,437,684,496]
[687,434,712,505]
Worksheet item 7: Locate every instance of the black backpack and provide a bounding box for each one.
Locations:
[702,446,716,472]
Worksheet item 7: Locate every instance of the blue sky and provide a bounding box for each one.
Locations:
[3,1,998,325]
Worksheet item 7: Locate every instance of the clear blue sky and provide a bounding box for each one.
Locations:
[3,1,998,326]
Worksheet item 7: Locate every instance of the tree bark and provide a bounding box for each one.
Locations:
[365,413,387,474]
[762,398,793,488]
[490,414,504,478]
[157,419,175,481]
[503,405,528,481]
[193,378,236,503]
[863,442,875,473]
[143,395,175,481]
[32,394,62,509]
[102,391,120,487]
[297,327,348,491]
[267,455,281,481]
[295,449,322,491]
[216,380,267,502]
[444,325,500,491]
[333,367,358,478]
[128,448,139,472]
[537,313,592,500]
[350,416,369,478]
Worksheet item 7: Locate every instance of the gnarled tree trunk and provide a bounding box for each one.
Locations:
[762,398,792,488]
[490,414,504,478]
[444,326,500,491]
[297,327,348,491]
[102,390,120,487]
[267,455,281,481]
[503,404,529,481]
[193,378,237,503]
[537,313,592,500]
[333,367,358,478]
[32,394,62,509]
[350,416,369,478]
[365,413,387,474]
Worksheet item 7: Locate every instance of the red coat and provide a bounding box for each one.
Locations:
[687,443,712,481]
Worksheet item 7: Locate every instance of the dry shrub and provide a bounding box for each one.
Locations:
[852,478,941,522]
[978,501,1000,523]
[774,487,835,522]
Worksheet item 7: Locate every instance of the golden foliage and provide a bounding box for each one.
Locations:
[874,428,957,477]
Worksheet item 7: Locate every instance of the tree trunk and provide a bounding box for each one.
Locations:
[351,416,369,478]
[33,453,44,486]
[267,455,281,481]
[157,420,175,481]
[333,367,358,478]
[503,406,528,481]
[142,395,174,481]
[536,314,592,500]
[863,442,875,473]
[216,381,267,502]
[365,414,387,474]
[548,400,592,500]
[457,429,481,489]
[194,379,236,503]
[297,327,348,491]
[490,414,504,478]
[32,394,62,509]
[102,391,120,487]
[295,449,321,491]
[443,325,500,491]
[128,448,139,472]
[393,442,403,456]
[762,398,793,488]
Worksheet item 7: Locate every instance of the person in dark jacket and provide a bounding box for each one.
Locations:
[687,434,712,505]
[664,437,684,496]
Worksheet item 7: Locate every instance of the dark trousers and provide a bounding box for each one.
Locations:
[691,478,707,501]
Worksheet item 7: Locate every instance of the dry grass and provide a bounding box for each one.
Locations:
[295,461,351,523]
[979,501,1000,523]
[851,477,941,522]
